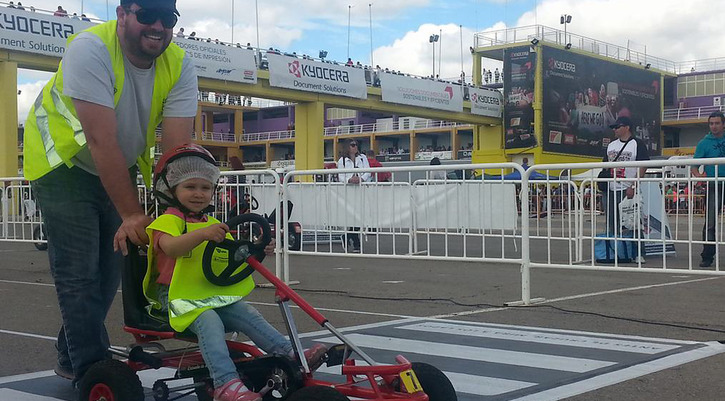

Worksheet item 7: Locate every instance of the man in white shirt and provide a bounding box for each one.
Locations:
[337,140,370,252]
[603,116,650,236]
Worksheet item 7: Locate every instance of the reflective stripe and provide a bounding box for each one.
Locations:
[49,83,86,147]
[32,90,62,168]
[169,295,243,319]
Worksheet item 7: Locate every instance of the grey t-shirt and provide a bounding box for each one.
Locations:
[62,32,198,174]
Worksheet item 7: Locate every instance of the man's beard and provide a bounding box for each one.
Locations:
[125,27,171,61]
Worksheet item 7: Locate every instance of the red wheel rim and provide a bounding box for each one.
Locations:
[89,383,114,401]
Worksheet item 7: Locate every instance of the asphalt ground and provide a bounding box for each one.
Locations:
[2,238,725,401]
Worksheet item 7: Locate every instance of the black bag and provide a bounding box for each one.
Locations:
[597,169,612,192]
[598,138,633,192]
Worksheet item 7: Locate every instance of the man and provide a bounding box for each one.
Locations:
[691,111,725,267]
[365,149,390,182]
[337,140,370,252]
[603,116,649,238]
[23,0,197,384]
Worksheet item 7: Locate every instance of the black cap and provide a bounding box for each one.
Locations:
[121,0,179,15]
[609,116,633,129]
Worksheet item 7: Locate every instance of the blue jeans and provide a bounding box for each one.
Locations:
[31,166,124,382]
[158,288,293,387]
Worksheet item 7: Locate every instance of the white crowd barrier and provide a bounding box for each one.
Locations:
[2,158,725,305]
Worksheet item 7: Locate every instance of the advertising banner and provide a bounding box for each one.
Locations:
[503,46,537,149]
[469,87,503,118]
[173,38,257,84]
[379,73,463,112]
[0,7,93,57]
[267,53,367,99]
[542,46,661,157]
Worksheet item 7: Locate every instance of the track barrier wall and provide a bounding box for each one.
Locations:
[2,158,724,304]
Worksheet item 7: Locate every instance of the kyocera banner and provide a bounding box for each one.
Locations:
[267,53,367,99]
[469,87,503,118]
[173,38,257,84]
[0,7,93,57]
[542,46,661,157]
[379,73,463,112]
[503,46,537,149]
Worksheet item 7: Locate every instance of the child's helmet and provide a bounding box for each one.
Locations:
[154,143,220,208]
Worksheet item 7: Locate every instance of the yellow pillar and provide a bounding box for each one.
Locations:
[452,127,460,160]
[0,61,19,177]
[410,133,417,161]
[532,43,544,160]
[472,52,482,86]
[194,105,203,138]
[204,111,214,135]
[233,109,243,141]
[265,143,272,166]
[294,101,325,171]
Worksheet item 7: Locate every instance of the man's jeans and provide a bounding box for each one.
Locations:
[188,301,293,388]
[603,189,626,237]
[32,166,124,382]
[702,182,725,261]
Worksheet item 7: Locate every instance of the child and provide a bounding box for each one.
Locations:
[144,144,325,401]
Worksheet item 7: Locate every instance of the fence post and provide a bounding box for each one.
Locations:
[519,171,531,305]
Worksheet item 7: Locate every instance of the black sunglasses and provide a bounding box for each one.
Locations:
[349,143,358,147]
[126,8,177,29]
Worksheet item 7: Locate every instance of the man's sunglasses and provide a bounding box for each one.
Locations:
[349,143,358,147]
[126,8,177,29]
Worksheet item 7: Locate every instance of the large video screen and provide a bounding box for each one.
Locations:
[503,46,537,149]
[542,47,661,156]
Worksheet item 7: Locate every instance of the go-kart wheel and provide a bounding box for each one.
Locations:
[193,376,214,401]
[78,359,144,401]
[286,386,350,401]
[33,225,47,251]
[202,213,271,287]
[409,362,457,401]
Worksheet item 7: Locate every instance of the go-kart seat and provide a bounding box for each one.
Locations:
[122,242,177,334]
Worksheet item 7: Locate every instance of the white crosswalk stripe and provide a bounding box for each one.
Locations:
[2,319,725,401]
[315,333,617,372]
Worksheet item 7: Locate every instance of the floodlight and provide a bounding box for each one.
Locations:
[530,38,539,45]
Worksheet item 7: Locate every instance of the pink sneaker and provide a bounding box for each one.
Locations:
[302,344,329,370]
[213,379,262,401]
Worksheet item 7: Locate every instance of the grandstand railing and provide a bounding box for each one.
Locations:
[243,130,295,142]
[675,58,725,75]
[474,25,677,73]
[323,120,472,137]
[663,105,725,121]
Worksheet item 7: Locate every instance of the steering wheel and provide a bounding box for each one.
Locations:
[201,213,271,287]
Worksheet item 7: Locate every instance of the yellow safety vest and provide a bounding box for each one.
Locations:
[23,20,186,186]
[145,214,256,332]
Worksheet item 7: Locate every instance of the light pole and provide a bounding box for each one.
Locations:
[347,5,354,60]
[560,14,572,46]
[429,34,439,78]
[369,3,374,66]
[231,0,235,44]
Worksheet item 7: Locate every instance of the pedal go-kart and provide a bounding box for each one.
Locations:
[78,213,456,401]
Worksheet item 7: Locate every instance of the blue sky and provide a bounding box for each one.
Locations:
[15,0,725,120]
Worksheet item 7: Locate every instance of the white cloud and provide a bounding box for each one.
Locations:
[372,23,504,81]
[17,80,48,124]
[516,0,722,62]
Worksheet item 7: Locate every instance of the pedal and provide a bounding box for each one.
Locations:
[325,344,353,367]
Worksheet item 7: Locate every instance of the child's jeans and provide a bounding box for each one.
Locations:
[159,287,293,387]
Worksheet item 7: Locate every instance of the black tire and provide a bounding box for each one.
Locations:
[286,386,350,401]
[193,376,214,401]
[411,362,457,401]
[78,359,144,401]
[33,226,47,251]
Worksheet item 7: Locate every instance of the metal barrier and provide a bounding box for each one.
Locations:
[520,158,725,304]
[281,164,525,273]
[3,158,724,306]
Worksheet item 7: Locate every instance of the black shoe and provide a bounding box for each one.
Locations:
[54,362,74,381]
[700,259,713,268]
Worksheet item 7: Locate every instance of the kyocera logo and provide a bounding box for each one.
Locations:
[548,58,576,72]
[288,60,350,82]
[216,68,234,76]
[444,86,453,99]
[471,93,500,105]
[288,60,302,78]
